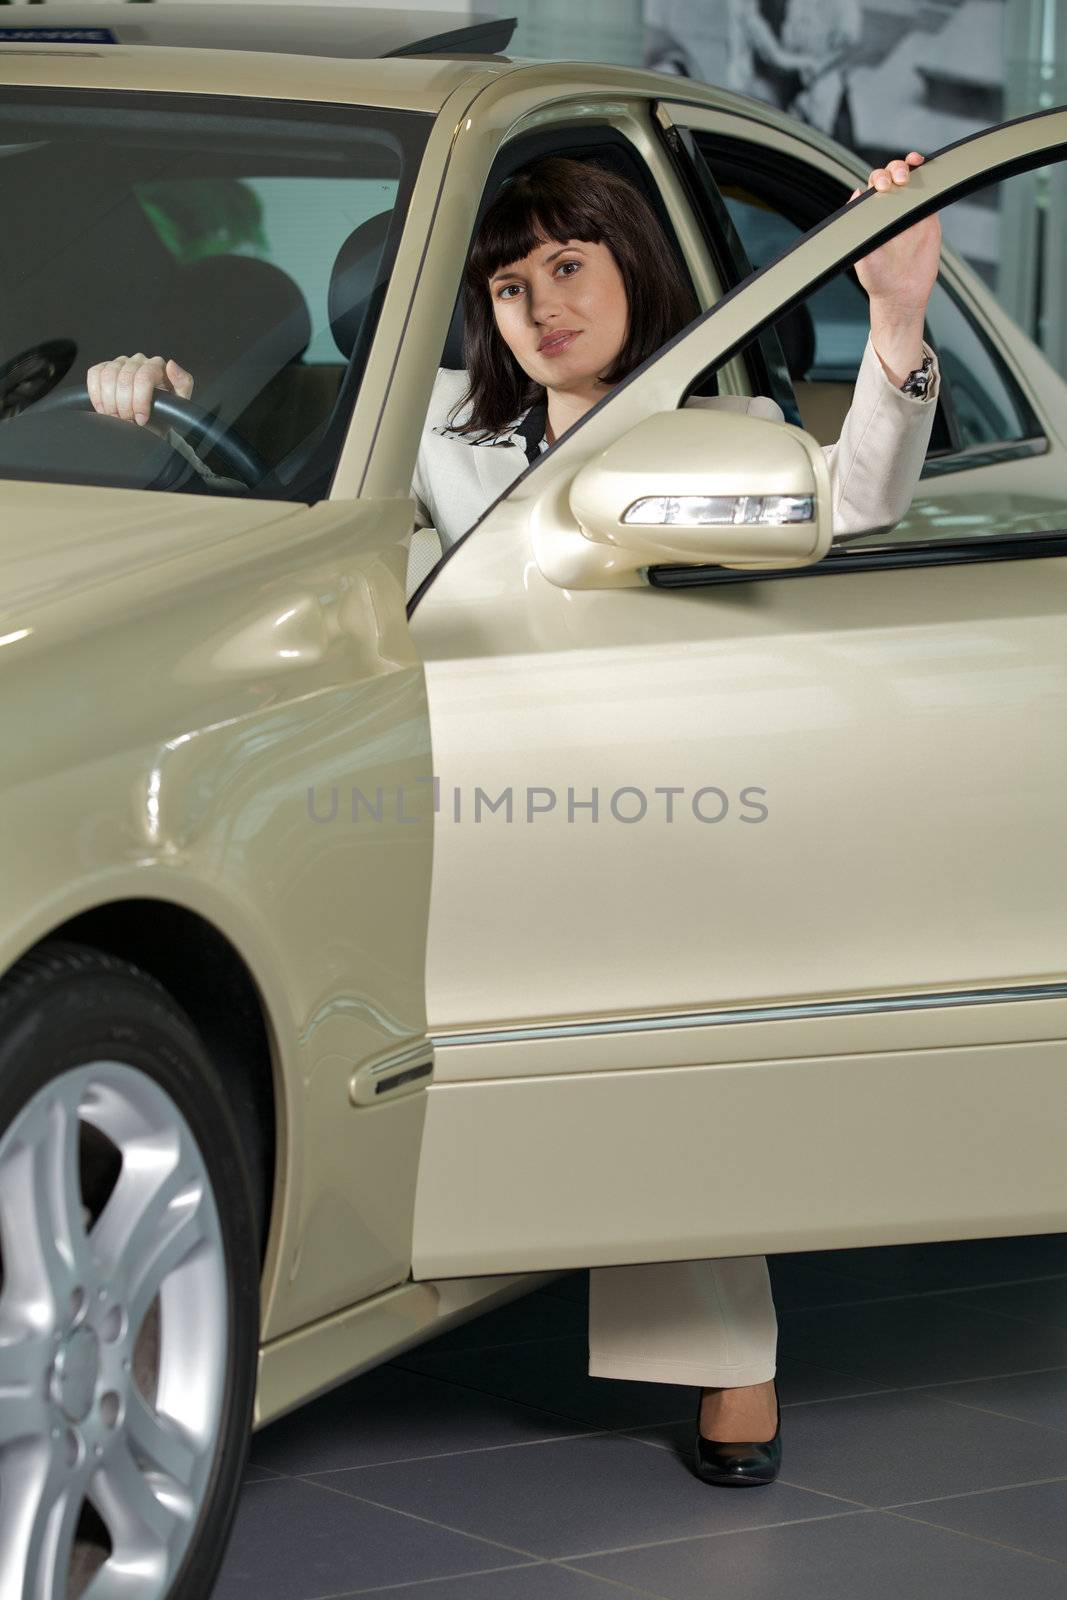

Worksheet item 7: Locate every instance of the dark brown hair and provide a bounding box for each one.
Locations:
[451,156,700,438]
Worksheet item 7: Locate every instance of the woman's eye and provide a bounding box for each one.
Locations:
[497,283,522,300]
[557,260,580,277]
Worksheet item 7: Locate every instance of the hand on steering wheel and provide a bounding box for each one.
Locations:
[87,352,194,427]
[25,350,268,488]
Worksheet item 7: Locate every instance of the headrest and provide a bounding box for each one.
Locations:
[328,210,393,360]
[167,254,312,376]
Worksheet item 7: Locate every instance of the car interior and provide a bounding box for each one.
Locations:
[11,97,1015,562]
[0,94,421,499]
[4,94,875,552]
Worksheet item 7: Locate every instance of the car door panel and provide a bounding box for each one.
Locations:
[412,1040,1066,1276]
[414,523,1067,1031]
[408,109,1067,1274]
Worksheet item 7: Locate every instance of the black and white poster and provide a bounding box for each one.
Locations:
[644,1,1006,281]
[644,1,1004,155]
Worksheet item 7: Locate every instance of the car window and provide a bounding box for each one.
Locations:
[138,175,402,367]
[0,88,429,500]
[690,135,1040,462]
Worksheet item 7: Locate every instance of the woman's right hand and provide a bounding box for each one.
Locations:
[86,353,194,427]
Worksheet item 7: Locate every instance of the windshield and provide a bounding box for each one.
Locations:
[0,88,429,499]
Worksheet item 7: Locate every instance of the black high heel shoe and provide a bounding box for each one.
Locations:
[694,1379,781,1487]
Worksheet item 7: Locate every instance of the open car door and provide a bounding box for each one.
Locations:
[408,107,1067,1279]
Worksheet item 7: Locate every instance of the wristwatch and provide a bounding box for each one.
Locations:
[900,353,934,399]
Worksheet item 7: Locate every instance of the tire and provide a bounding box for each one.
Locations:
[0,939,260,1600]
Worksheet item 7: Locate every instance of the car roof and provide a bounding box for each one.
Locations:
[0,17,868,177]
[0,5,517,61]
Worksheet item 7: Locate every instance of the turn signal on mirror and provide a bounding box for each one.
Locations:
[622,494,815,527]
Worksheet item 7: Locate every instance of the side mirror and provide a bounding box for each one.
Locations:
[557,408,832,583]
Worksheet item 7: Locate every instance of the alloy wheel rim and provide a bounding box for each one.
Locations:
[0,1061,229,1600]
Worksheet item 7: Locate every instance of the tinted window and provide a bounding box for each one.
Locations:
[0,89,428,499]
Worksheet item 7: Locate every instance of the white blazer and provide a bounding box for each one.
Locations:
[410,336,938,560]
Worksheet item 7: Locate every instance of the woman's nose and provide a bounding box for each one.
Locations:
[528,282,562,322]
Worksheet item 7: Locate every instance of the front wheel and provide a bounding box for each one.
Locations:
[0,941,260,1600]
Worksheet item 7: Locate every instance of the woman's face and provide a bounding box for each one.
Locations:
[488,235,629,394]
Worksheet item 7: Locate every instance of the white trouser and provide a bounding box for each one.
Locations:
[587,1254,777,1388]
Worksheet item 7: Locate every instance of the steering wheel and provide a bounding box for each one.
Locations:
[20,379,269,489]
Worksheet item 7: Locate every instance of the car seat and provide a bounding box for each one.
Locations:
[147,253,314,459]
[775,298,853,445]
[261,209,394,497]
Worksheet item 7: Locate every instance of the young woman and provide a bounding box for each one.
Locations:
[88,150,940,1489]
[407,153,939,565]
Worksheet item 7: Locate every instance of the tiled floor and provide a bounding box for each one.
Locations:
[217,1234,1067,1598]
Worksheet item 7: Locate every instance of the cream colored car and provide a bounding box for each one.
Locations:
[0,9,1065,1599]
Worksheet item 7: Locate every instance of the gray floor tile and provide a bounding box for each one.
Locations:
[917,1367,1067,1432]
[569,1506,1067,1599]
[211,1477,532,1600]
[951,1276,1067,1332]
[767,1389,1067,1506]
[315,1431,852,1561]
[797,1234,1067,1293]
[768,1256,901,1311]
[393,1335,697,1429]
[892,1478,1067,1563]
[351,1565,666,1598]
[776,1354,890,1406]
[251,1363,595,1476]
[778,1292,1067,1386]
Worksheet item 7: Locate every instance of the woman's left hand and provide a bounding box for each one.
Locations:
[850,152,941,384]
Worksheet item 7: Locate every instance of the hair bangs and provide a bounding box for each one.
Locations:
[467,189,603,287]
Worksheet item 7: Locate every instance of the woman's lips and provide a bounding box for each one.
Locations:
[538,330,580,356]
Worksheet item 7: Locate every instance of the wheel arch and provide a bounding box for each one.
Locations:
[27,899,278,1261]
